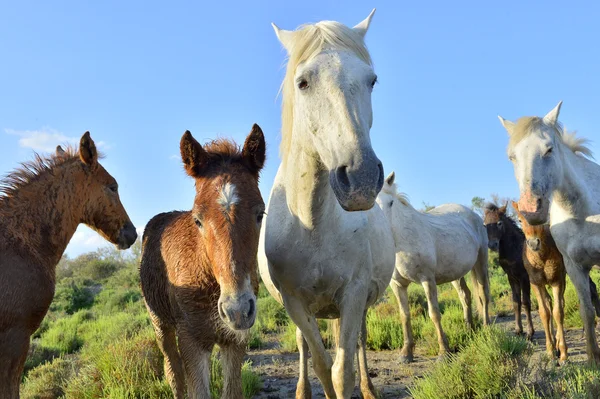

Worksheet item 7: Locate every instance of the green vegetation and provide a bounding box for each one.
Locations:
[20,241,600,398]
[21,243,260,399]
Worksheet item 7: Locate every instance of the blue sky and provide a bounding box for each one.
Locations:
[1,1,599,256]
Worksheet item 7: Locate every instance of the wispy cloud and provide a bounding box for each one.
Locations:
[5,127,110,153]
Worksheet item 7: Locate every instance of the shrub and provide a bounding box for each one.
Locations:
[21,357,76,399]
[410,326,531,399]
[39,311,93,355]
[51,281,96,314]
[210,352,261,399]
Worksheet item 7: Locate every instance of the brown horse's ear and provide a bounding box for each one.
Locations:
[242,124,266,177]
[79,132,98,166]
[511,200,520,213]
[56,145,66,156]
[180,130,208,177]
[498,202,508,215]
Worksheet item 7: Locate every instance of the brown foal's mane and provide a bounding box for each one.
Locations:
[0,146,101,204]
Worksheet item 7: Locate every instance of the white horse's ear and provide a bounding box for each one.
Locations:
[385,171,395,186]
[272,23,295,53]
[498,115,516,136]
[543,101,563,125]
[353,9,376,38]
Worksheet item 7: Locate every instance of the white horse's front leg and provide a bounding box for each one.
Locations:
[451,278,473,330]
[332,287,368,399]
[296,327,312,399]
[282,294,335,398]
[356,309,377,399]
[422,279,450,360]
[564,257,600,364]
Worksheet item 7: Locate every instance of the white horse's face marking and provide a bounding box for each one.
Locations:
[501,102,563,225]
[293,51,382,210]
[273,11,383,212]
[218,182,239,212]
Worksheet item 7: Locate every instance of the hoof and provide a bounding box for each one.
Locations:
[399,354,414,364]
[526,333,534,342]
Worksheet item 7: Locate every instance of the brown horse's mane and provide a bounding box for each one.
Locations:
[0,146,98,203]
[203,138,243,160]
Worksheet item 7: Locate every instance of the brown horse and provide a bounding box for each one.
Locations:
[483,202,534,339]
[513,201,600,362]
[0,132,137,398]
[140,124,266,399]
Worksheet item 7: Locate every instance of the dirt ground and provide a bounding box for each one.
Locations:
[247,314,593,398]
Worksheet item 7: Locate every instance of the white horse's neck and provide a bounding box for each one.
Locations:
[551,145,600,222]
[282,127,338,230]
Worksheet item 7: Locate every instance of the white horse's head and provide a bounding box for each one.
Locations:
[273,10,384,211]
[499,102,565,225]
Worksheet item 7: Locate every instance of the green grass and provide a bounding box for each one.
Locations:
[409,326,531,399]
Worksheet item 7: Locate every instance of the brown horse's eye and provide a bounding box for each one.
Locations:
[256,212,265,224]
[108,184,118,193]
[194,218,202,229]
[298,79,309,90]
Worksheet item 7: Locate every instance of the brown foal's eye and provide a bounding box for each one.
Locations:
[108,184,118,193]
[257,211,265,224]
[298,79,309,90]
[194,218,202,229]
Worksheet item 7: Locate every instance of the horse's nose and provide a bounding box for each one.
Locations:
[218,292,256,330]
[330,158,384,212]
[118,221,137,249]
[527,238,541,251]
[488,240,499,251]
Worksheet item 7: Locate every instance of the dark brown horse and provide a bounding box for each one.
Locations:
[513,201,600,362]
[0,132,137,398]
[140,124,266,399]
[483,202,534,339]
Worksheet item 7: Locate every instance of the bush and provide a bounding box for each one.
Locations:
[39,311,93,355]
[21,357,76,399]
[210,352,261,399]
[410,326,531,399]
[51,280,96,314]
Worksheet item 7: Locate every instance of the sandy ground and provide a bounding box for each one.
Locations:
[246,314,593,398]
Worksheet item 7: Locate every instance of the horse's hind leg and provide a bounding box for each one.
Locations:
[390,276,415,363]
[422,279,450,360]
[0,327,30,399]
[296,327,312,399]
[564,259,600,365]
[552,279,568,362]
[588,277,600,318]
[531,283,555,357]
[508,276,524,335]
[147,306,185,399]
[472,247,491,324]
[521,279,534,340]
[222,343,246,399]
[357,309,377,399]
[452,277,473,330]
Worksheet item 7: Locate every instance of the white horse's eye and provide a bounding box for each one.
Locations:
[544,147,553,157]
[298,79,309,90]
[371,76,378,88]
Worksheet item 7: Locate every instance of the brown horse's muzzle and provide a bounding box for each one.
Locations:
[117,221,138,249]
[518,191,549,226]
[218,291,256,330]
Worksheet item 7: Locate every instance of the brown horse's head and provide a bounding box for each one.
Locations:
[77,132,137,249]
[483,202,508,252]
[180,124,266,331]
[512,201,545,252]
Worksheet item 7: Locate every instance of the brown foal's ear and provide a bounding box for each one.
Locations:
[242,123,266,177]
[56,145,66,156]
[180,130,208,178]
[79,132,98,166]
[511,201,520,214]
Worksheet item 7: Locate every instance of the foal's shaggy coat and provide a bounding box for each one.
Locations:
[0,133,137,398]
[140,125,265,399]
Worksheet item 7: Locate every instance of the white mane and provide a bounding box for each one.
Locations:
[279,21,372,162]
[381,182,410,206]
[509,116,593,159]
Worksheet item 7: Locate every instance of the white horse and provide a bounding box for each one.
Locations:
[499,101,600,364]
[258,10,396,399]
[377,172,491,362]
